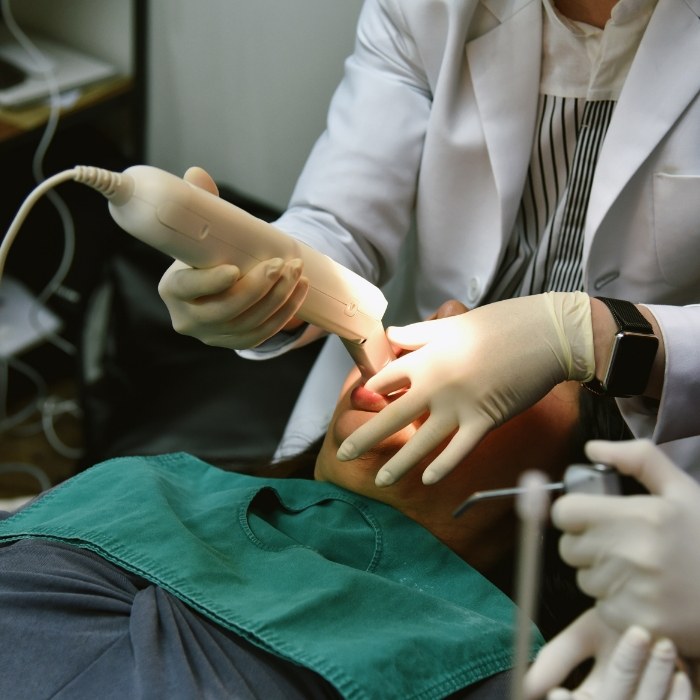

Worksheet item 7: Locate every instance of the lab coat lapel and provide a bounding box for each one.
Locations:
[585,0,700,251]
[466,0,542,239]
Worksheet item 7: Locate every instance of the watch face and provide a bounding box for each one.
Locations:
[604,332,659,397]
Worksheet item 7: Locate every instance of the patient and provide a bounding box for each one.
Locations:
[0,304,628,700]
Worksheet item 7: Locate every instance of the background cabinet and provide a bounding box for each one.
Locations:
[2,0,146,158]
[0,0,147,498]
[0,0,146,325]
[0,0,364,498]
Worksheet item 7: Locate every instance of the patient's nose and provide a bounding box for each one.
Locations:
[350,384,389,412]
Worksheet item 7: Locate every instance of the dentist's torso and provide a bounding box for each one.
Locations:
[271,0,700,467]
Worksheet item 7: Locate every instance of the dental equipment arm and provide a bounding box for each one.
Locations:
[0,165,395,379]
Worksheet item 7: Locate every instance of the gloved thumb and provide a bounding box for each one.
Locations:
[584,439,697,498]
[384,316,454,351]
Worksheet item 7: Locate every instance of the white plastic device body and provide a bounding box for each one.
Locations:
[107,165,394,378]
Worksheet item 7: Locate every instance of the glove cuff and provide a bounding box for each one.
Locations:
[545,291,595,382]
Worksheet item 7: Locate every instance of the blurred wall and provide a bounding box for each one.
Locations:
[146,1,364,210]
[11,0,133,73]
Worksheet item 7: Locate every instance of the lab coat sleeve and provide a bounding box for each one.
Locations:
[618,303,700,445]
[241,0,433,361]
[271,0,431,287]
[237,324,325,361]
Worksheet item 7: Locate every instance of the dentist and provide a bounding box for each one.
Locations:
[158,0,700,482]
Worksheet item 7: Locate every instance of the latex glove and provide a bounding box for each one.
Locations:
[553,439,700,658]
[524,608,692,700]
[337,291,594,486]
[157,167,309,349]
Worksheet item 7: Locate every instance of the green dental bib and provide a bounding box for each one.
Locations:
[0,453,541,699]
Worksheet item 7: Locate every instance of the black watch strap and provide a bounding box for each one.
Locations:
[584,296,658,397]
[599,297,653,335]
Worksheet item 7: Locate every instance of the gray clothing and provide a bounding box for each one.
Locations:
[0,537,513,699]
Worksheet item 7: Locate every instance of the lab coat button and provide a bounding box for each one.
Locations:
[467,277,480,302]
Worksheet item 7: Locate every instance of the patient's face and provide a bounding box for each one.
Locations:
[314,365,581,567]
[316,369,580,502]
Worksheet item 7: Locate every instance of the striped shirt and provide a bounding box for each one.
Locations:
[484,0,657,303]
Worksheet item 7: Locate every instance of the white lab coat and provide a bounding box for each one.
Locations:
[243,0,700,474]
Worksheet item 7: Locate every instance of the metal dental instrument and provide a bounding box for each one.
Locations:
[453,463,621,518]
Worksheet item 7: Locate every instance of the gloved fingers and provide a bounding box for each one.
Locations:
[599,626,655,698]
[667,671,693,700]
[186,258,303,343]
[159,258,307,348]
[183,166,219,195]
[599,629,691,700]
[558,531,593,568]
[574,557,631,600]
[163,258,287,336]
[567,690,595,700]
[373,415,458,487]
[159,261,241,303]
[547,690,575,699]
[584,439,697,499]
[337,390,428,463]
[632,637,681,700]
[556,527,634,574]
[227,260,306,331]
[596,598,661,645]
[551,493,642,533]
[218,257,302,319]
[421,426,484,485]
[529,619,692,700]
[523,609,601,699]
[228,275,310,348]
[559,528,653,602]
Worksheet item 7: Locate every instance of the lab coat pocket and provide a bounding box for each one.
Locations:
[653,173,700,288]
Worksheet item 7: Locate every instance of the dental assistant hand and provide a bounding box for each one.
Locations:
[553,439,700,658]
[157,167,309,349]
[524,609,692,700]
[337,291,595,486]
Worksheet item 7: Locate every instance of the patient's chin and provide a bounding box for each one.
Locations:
[333,410,414,456]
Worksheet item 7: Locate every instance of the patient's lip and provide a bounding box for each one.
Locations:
[350,384,389,413]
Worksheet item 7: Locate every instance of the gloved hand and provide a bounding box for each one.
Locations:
[337,292,594,486]
[553,439,700,658]
[524,608,692,700]
[157,167,309,349]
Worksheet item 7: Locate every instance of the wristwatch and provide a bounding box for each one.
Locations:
[584,297,659,398]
